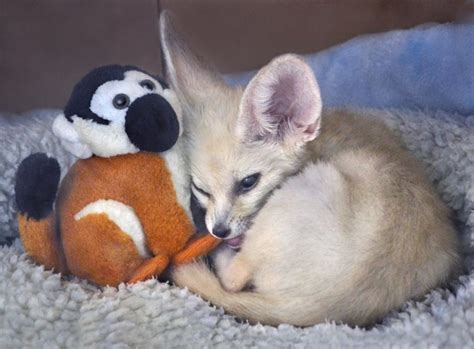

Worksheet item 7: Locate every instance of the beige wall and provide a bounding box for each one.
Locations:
[161,0,464,73]
[0,0,162,113]
[0,0,465,113]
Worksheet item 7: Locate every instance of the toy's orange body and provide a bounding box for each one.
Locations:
[18,152,219,286]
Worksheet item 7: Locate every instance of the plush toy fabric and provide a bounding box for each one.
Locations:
[14,65,220,286]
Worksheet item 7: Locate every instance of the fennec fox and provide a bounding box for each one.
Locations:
[161,12,461,326]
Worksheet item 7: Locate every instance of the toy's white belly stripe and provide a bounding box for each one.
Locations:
[74,199,151,258]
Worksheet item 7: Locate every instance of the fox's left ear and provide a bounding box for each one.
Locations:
[160,11,228,113]
[236,54,322,147]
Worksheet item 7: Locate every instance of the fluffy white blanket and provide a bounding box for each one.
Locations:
[0,108,473,347]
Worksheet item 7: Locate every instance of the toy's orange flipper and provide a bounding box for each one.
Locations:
[128,255,170,284]
[17,213,67,273]
[172,234,221,266]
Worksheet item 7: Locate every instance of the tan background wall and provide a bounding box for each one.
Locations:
[162,0,465,73]
[0,0,466,113]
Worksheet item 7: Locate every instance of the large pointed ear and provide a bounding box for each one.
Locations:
[52,114,92,159]
[159,10,227,110]
[236,54,322,147]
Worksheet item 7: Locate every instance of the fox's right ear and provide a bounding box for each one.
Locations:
[160,11,227,112]
[236,54,322,148]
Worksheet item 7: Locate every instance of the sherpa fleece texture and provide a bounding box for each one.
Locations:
[0,108,473,347]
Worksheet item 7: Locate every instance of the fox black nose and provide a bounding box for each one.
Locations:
[212,224,231,239]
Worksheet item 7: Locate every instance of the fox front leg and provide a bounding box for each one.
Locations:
[219,253,254,292]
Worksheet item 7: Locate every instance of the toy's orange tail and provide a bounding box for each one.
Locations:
[15,153,67,273]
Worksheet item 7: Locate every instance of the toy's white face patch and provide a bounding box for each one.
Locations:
[72,70,167,158]
[54,69,183,158]
[71,115,139,158]
[89,70,164,123]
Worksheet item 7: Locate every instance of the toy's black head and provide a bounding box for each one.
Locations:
[53,64,181,158]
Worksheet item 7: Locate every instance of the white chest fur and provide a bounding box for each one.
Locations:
[162,138,192,219]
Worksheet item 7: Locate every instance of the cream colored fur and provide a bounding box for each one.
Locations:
[162,136,192,219]
[160,12,461,327]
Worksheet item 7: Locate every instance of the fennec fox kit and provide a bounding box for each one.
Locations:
[161,12,461,326]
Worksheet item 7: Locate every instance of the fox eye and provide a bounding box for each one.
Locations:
[192,180,211,198]
[239,173,260,193]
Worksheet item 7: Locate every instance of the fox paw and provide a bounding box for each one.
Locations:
[219,257,252,292]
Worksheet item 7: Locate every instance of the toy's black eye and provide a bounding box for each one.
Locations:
[112,94,130,109]
[238,173,260,193]
[140,79,156,91]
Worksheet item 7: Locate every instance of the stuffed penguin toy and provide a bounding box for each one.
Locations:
[15,65,220,287]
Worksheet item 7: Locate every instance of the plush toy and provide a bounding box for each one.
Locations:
[14,65,220,287]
